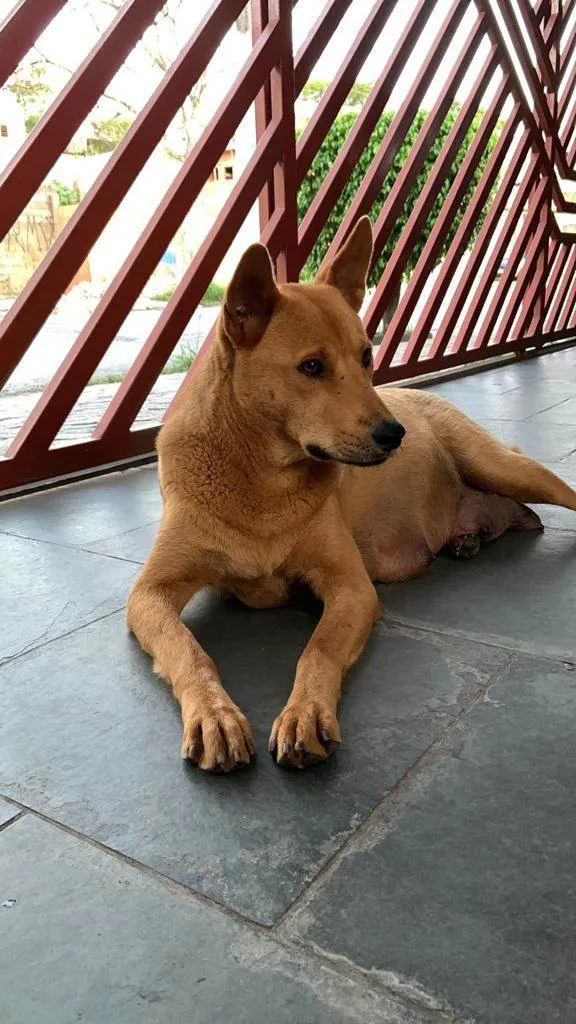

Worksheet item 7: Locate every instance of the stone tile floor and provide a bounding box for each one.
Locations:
[1,347,575,1024]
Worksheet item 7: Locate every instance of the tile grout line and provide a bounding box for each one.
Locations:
[273,655,520,939]
[0,797,460,1022]
[379,614,576,667]
[0,605,129,671]
[0,809,27,833]
[0,525,152,564]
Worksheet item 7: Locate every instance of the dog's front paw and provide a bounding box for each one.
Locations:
[269,702,341,769]
[181,701,255,772]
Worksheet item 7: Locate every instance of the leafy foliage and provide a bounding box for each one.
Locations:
[6,61,52,115]
[297,105,500,287]
[86,116,132,154]
[301,80,373,109]
[51,180,81,206]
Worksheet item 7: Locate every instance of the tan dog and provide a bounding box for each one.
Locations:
[127,217,576,772]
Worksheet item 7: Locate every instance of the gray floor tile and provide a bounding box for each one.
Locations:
[537,456,576,530]
[381,529,576,659]
[0,798,19,828]
[85,520,159,563]
[0,598,510,924]
[0,815,426,1024]
[0,465,161,546]
[0,533,138,663]
[465,417,576,461]
[531,394,576,424]
[288,656,576,1024]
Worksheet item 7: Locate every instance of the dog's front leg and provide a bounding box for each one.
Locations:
[270,534,379,769]
[128,569,254,773]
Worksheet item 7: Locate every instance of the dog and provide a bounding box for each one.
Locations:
[127,216,576,772]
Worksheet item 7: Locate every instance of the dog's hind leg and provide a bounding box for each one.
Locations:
[428,399,576,511]
[448,488,543,559]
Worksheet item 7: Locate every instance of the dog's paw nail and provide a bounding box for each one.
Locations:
[187,744,196,759]
[268,736,276,754]
[216,753,225,766]
[281,742,291,756]
[321,730,332,743]
[294,740,304,751]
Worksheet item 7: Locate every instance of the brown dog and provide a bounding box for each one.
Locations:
[127,217,576,772]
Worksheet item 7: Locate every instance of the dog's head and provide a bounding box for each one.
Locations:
[220,217,405,466]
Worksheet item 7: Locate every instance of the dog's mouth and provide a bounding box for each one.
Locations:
[305,444,395,467]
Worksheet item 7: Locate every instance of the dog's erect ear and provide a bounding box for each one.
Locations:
[314,216,373,312]
[222,243,279,348]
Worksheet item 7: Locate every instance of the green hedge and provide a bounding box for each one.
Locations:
[297,105,500,288]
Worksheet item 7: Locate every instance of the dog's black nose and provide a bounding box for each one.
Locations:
[372,419,405,451]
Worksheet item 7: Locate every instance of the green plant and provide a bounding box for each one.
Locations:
[87,116,132,154]
[297,105,501,290]
[151,282,224,306]
[301,79,372,109]
[52,180,81,206]
[164,340,196,374]
[201,281,225,306]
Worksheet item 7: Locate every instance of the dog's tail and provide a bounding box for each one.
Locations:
[425,394,576,511]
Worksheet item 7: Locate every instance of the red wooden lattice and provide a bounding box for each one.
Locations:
[0,0,575,493]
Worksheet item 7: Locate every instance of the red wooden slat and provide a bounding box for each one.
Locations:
[293,0,353,96]
[0,0,67,89]
[468,178,548,352]
[6,27,282,460]
[295,0,441,267]
[296,0,396,181]
[367,38,499,346]
[515,0,555,88]
[426,141,535,360]
[546,245,576,330]
[94,118,283,440]
[0,0,246,394]
[381,90,509,368]
[398,105,523,368]
[543,243,572,329]
[494,207,550,344]
[512,228,556,341]
[0,0,168,241]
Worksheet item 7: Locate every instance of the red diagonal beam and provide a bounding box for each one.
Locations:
[545,245,576,331]
[512,230,557,341]
[476,0,565,202]
[429,145,537,358]
[556,254,576,330]
[495,205,550,344]
[293,0,353,95]
[396,105,523,370]
[468,177,548,352]
[543,241,571,327]
[367,38,499,344]
[0,0,168,241]
[6,30,281,460]
[0,0,66,89]
[0,0,246,393]
[515,0,555,88]
[559,269,576,329]
[294,0,448,268]
[296,0,396,181]
[93,119,283,441]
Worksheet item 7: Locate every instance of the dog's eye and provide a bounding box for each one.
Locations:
[298,358,325,378]
[361,346,373,368]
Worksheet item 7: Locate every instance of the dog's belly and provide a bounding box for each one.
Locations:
[341,393,464,583]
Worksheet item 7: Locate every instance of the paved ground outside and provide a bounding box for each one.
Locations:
[1,347,575,1023]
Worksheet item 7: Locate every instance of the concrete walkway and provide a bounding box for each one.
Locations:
[0,348,575,1023]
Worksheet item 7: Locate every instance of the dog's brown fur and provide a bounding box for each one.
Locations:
[127,217,576,771]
